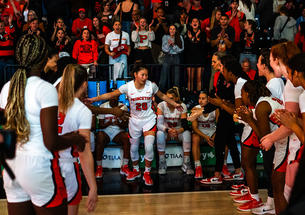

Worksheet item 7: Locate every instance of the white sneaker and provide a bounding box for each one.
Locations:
[251,203,275,214]
[158,159,167,175]
[181,162,194,175]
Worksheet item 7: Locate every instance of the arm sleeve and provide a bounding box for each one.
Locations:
[299,92,305,113]
[273,17,281,40]
[125,32,130,45]
[78,107,92,130]
[131,31,139,42]
[157,114,167,132]
[148,31,155,41]
[118,83,128,94]
[152,82,159,95]
[105,33,111,46]
[72,40,79,60]
[162,35,170,52]
[71,19,77,35]
[181,103,187,114]
[37,82,58,108]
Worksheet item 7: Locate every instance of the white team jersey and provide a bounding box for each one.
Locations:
[97,101,128,134]
[0,77,58,159]
[58,98,92,159]
[283,80,304,104]
[255,96,284,132]
[158,101,187,129]
[119,80,158,119]
[195,105,217,137]
[234,77,247,99]
[266,77,284,100]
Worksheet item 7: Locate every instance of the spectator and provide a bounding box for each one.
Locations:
[92,16,112,64]
[239,19,259,70]
[72,28,98,79]
[22,10,45,33]
[101,1,113,21]
[273,5,297,42]
[52,28,72,54]
[174,8,188,37]
[145,1,163,24]
[50,18,68,42]
[105,20,131,78]
[130,9,141,31]
[201,8,221,43]
[131,17,155,64]
[296,8,305,29]
[151,7,169,63]
[177,0,192,14]
[295,22,305,52]
[72,8,93,39]
[2,0,21,27]
[226,0,245,43]
[211,13,235,54]
[160,24,184,91]
[26,18,45,38]
[241,58,257,80]
[114,0,138,34]
[238,0,255,21]
[256,0,274,32]
[41,50,59,84]
[185,17,207,92]
[188,0,208,22]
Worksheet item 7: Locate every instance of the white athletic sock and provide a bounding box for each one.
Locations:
[159,154,165,161]
[145,166,151,173]
[96,160,102,166]
[123,158,129,165]
[267,197,274,206]
[184,156,190,163]
[250,193,260,201]
[133,165,139,171]
[194,160,201,167]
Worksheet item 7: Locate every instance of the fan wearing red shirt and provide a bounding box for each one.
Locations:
[241,58,257,80]
[72,8,93,38]
[226,0,245,42]
[72,28,98,79]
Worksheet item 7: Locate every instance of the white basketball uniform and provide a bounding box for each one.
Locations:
[97,101,128,141]
[256,96,288,171]
[157,101,190,144]
[58,98,92,205]
[1,77,67,208]
[119,80,158,138]
[195,105,217,138]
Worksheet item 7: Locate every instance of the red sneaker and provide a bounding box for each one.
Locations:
[224,172,244,181]
[237,198,263,212]
[200,176,223,184]
[95,165,103,178]
[194,166,203,179]
[222,165,231,177]
[229,187,249,196]
[126,169,141,181]
[231,184,246,190]
[120,165,131,176]
[143,171,153,186]
[233,193,253,204]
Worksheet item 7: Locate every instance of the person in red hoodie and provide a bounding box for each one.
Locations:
[72,8,93,39]
[72,28,98,79]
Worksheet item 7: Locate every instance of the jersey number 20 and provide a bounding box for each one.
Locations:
[136,102,148,111]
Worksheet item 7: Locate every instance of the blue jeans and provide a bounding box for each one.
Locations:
[109,54,128,78]
[159,54,180,92]
[239,53,257,70]
[121,21,131,35]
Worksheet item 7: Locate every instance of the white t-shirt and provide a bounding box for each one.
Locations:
[105,31,130,51]
[266,77,284,100]
[119,80,158,120]
[0,77,58,159]
[283,80,304,103]
[234,78,247,99]
[157,101,187,129]
[97,101,128,133]
[58,98,92,159]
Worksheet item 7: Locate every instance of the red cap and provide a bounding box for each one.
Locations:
[151,0,162,3]
[78,8,85,13]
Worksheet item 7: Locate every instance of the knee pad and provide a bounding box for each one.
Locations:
[156,130,166,152]
[130,137,140,162]
[144,135,155,162]
[182,130,191,152]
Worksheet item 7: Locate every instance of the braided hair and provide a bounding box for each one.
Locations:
[4,34,47,143]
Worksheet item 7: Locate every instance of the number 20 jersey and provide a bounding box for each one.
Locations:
[119,80,158,120]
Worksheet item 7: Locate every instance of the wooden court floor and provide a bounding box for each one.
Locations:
[0,190,268,215]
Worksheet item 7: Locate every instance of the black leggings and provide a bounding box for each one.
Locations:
[214,110,241,172]
[263,145,275,197]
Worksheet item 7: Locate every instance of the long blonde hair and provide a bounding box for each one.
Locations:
[58,64,88,113]
[4,34,47,143]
